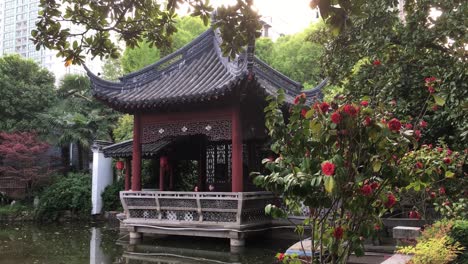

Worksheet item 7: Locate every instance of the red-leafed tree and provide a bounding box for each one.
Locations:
[0,132,55,197]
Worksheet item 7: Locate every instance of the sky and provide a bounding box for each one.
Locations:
[182,0,320,36]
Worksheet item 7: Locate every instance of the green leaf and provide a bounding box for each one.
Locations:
[445,171,455,178]
[373,160,382,172]
[324,176,335,193]
[433,94,445,106]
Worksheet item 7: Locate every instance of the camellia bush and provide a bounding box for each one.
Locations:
[254,77,444,263]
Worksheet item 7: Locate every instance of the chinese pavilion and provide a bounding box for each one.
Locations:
[86,28,323,246]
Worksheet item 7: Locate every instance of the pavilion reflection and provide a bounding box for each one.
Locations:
[116,237,242,264]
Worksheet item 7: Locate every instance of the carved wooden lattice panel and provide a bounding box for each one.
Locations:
[206,142,232,186]
[206,145,215,184]
[142,120,231,143]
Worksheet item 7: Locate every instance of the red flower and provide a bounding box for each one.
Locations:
[425,76,437,83]
[333,226,344,240]
[314,102,330,113]
[405,123,413,129]
[443,200,451,206]
[390,99,397,107]
[420,120,427,128]
[384,193,397,208]
[360,101,369,107]
[446,149,452,155]
[439,187,446,195]
[115,161,124,170]
[321,161,336,176]
[409,210,421,219]
[277,253,285,261]
[414,130,421,140]
[374,224,381,231]
[294,93,306,104]
[388,118,402,132]
[432,105,438,111]
[343,104,358,117]
[373,60,381,66]
[361,184,373,196]
[430,192,436,199]
[331,111,342,124]
[371,182,380,190]
[427,86,435,94]
[416,162,424,169]
[443,157,451,164]
[301,108,308,118]
[363,116,372,126]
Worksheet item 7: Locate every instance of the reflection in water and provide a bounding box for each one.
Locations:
[0,223,295,264]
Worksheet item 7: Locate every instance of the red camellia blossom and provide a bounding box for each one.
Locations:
[443,157,452,164]
[432,105,438,111]
[384,193,397,208]
[425,76,437,83]
[333,226,344,240]
[405,123,413,129]
[373,59,381,66]
[427,86,435,94]
[439,187,446,195]
[390,99,397,107]
[331,111,342,124]
[443,200,451,206]
[416,162,424,169]
[363,116,372,126]
[277,253,285,261]
[371,182,380,190]
[409,210,421,219]
[301,108,308,118]
[387,118,402,132]
[321,161,336,176]
[360,101,369,107]
[115,160,124,170]
[447,149,452,155]
[430,192,436,199]
[414,130,421,140]
[294,93,306,105]
[314,102,330,113]
[374,225,381,231]
[343,104,358,117]
[361,184,373,196]
[420,120,428,128]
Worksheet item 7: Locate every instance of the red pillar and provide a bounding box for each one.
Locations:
[159,156,167,191]
[169,162,174,190]
[131,114,142,191]
[231,105,243,192]
[124,158,131,191]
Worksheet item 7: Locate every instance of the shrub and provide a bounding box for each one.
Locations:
[101,178,124,212]
[35,172,91,221]
[449,220,468,264]
[398,221,464,264]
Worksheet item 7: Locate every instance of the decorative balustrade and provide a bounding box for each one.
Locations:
[120,191,274,227]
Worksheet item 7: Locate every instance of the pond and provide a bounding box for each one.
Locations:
[0,222,296,264]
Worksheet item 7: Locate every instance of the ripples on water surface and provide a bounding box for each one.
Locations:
[0,223,294,264]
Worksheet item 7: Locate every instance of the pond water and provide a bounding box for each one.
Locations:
[0,223,295,264]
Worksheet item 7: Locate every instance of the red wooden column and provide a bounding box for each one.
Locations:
[231,105,243,192]
[124,158,131,191]
[159,156,168,191]
[131,114,142,191]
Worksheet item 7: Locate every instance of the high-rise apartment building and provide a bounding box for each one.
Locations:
[0,0,99,83]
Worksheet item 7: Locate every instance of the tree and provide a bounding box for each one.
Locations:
[42,74,119,171]
[121,16,208,74]
[0,132,55,196]
[255,22,325,87]
[0,55,55,132]
[320,0,467,148]
[101,58,123,81]
[32,0,263,64]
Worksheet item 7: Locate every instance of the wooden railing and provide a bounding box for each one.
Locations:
[120,191,274,227]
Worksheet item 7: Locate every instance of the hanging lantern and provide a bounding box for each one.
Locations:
[115,160,125,170]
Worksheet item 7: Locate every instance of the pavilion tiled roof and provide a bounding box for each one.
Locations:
[102,139,172,158]
[85,28,323,112]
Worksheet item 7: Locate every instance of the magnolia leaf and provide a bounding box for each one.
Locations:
[433,94,446,106]
[305,109,315,119]
[373,160,382,172]
[445,171,455,178]
[324,176,335,193]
